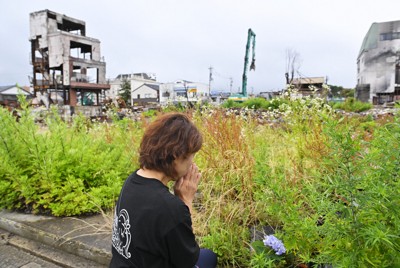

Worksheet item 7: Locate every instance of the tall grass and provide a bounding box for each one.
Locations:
[191,95,399,267]
[193,110,258,266]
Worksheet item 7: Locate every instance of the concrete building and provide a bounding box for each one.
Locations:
[29,9,110,107]
[107,73,159,106]
[356,20,400,104]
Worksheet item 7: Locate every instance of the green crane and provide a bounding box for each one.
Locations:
[229,28,256,101]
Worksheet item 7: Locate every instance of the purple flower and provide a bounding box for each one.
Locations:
[263,235,286,255]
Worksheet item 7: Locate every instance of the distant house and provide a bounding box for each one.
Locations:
[107,74,135,101]
[0,84,32,107]
[132,83,159,105]
[107,73,160,106]
[210,90,230,103]
[159,80,209,105]
[108,74,209,106]
[356,20,400,104]
[289,77,327,98]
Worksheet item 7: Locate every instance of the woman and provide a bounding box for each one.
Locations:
[110,112,217,268]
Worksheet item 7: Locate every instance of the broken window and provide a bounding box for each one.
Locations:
[71,67,98,83]
[70,41,92,59]
[380,32,400,41]
[57,18,85,36]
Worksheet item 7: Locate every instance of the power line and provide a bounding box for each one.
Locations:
[213,69,231,80]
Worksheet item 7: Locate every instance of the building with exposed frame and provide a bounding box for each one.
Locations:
[29,9,110,108]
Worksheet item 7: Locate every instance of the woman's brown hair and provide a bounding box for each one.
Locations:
[139,112,203,179]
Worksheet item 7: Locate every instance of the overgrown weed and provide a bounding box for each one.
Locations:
[1,93,399,267]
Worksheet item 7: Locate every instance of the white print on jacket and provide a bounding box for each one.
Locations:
[112,209,132,259]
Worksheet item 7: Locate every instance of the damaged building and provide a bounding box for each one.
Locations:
[29,9,109,111]
[290,77,327,98]
[356,20,400,104]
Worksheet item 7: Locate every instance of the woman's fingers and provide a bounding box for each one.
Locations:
[186,164,201,185]
[177,164,200,191]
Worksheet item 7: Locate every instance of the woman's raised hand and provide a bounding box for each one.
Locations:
[174,163,201,213]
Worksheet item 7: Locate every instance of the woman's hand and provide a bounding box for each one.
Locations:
[173,163,201,213]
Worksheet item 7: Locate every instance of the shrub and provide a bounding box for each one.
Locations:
[221,99,243,108]
[242,97,268,109]
[333,97,373,112]
[0,97,140,215]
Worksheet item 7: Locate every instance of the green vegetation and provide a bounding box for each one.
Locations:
[332,97,373,112]
[328,84,355,98]
[0,93,399,267]
[222,97,289,110]
[118,78,131,105]
[141,108,158,118]
[0,96,140,216]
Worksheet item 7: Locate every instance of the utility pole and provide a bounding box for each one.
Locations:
[208,66,213,97]
[229,77,233,94]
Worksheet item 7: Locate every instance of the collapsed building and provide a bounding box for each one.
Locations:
[29,9,110,113]
[290,77,327,97]
[356,20,400,104]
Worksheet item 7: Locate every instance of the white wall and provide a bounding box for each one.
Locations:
[357,21,400,101]
[106,80,122,100]
[130,76,160,104]
[107,76,210,105]
[132,85,158,100]
[159,80,210,105]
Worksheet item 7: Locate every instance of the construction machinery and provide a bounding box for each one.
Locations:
[229,28,256,101]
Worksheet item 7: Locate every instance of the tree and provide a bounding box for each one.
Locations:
[329,85,344,97]
[285,49,301,85]
[329,84,355,98]
[118,78,131,106]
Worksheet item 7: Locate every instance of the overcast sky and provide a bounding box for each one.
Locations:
[1,0,399,93]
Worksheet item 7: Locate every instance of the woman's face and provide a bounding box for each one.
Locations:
[173,153,195,179]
